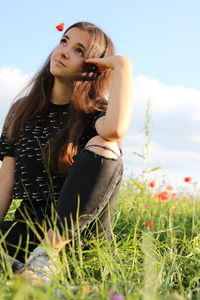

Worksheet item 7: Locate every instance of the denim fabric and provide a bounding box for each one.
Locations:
[55,145,124,242]
[0,145,124,263]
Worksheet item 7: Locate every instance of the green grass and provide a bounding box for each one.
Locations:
[0,175,200,300]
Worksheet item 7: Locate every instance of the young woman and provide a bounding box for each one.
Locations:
[0,21,133,284]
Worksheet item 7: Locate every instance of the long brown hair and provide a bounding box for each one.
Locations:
[3,21,120,176]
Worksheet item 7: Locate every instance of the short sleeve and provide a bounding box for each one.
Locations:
[88,110,106,129]
[0,126,15,161]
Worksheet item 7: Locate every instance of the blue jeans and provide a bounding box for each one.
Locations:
[0,144,124,263]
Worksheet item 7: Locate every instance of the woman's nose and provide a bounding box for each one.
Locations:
[59,46,70,58]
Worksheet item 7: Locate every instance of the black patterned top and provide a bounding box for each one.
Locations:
[0,100,106,221]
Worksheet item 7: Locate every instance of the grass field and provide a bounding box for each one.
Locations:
[0,173,200,300]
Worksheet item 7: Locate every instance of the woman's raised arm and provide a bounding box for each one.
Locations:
[85,56,134,140]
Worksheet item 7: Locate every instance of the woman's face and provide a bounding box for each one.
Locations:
[50,27,91,82]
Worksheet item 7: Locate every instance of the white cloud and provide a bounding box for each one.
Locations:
[0,67,32,98]
[189,112,200,122]
[149,141,200,168]
[121,74,200,181]
[0,67,32,126]
[190,135,200,143]
[134,75,200,113]
[124,141,200,195]
[122,140,200,190]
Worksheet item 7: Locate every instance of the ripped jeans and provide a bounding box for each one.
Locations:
[0,144,124,263]
[55,144,124,241]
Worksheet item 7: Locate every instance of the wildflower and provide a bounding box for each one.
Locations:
[170,205,176,211]
[149,180,156,188]
[81,285,90,293]
[146,221,154,227]
[154,191,169,200]
[172,193,177,197]
[56,23,65,31]
[109,288,124,300]
[166,185,173,191]
[184,177,192,183]
[160,191,169,200]
[144,203,149,207]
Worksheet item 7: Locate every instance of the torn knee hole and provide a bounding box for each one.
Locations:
[84,145,119,160]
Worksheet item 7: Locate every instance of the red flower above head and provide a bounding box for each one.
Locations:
[184,177,192,183]
[149,180,156,188]
[166,185,173,191]
[146,221,154,227]
[56,22,65,31]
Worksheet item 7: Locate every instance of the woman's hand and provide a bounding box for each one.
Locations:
[18,268,45,286]
[85,55,132,72]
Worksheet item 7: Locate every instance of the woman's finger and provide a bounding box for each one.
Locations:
[85,57,115,70]
[18,269,44,285]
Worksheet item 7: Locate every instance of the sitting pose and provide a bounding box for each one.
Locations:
[0,21,133,284]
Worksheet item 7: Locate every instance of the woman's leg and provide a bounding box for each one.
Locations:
[17,136,124,282]
[42,135,124,251]
[0,221,44,264]
[79,170,123,250]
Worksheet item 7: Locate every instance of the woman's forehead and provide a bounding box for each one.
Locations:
[63,27,91,48]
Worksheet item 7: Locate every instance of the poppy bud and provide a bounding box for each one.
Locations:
[56,23,65,31]
[146,221,154,227]
[149,180,156,188]
[184,177,192,183]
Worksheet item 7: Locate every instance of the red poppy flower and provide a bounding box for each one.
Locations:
[146,221,154,227]
[184,177,192,183]
[160,191,169,200]
[56,23,65,31]
[172,193,177,197]
[166,185,173,191]
[154,191,169,200]
[149,180,156,188]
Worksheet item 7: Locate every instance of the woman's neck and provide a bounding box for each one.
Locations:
[50,78,73,105]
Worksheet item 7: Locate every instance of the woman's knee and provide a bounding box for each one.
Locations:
[84,135,121,159]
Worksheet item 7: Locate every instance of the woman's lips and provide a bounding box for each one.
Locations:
[55,60,65,67]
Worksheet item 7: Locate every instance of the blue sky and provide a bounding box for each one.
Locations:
[0,0,200,184]
[1,0,199,89]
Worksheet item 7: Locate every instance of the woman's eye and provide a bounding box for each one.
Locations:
[60,39,84,56]
[76,48,84,56]
[60,38,67,44]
